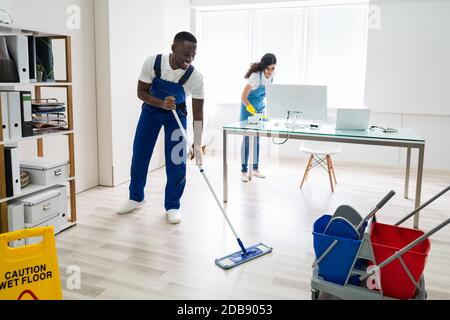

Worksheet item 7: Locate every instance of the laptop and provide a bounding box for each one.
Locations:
[335,108,371,131]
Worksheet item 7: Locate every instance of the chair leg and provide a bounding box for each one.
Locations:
[329,156,337,185]
[326,155,335,193]
[305,155,314,182]
[300,154,314,189]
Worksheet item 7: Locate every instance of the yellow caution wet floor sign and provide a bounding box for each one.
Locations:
[0,227,63,300]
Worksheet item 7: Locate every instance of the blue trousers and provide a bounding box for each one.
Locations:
[241,136,260,173]
[129,105,187,211]
[240,104,264,173]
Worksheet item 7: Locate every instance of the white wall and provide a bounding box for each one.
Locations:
[364,0,450,171]
[365,0,450,116]
[109,0,165,186]
[95,0,191,187]
[163,0,191,53]
[94,0,113,186]
[2,0,99,192]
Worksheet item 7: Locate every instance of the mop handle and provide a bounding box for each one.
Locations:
[356,190,396,231]
[171,109,240,239]
[395,185,450,226]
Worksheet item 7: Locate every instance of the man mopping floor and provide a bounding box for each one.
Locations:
[117,31,204,224]
[118,31,272,269]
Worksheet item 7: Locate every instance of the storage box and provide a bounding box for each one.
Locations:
[18,186,68,242]
[19,189,61,225]
[20,158,69,186]
[24,215,60,245]
[313,215,362,285]
[50,184,69,234]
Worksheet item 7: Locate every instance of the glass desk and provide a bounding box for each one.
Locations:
[223,119,426,228]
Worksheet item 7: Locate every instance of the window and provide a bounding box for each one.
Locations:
[196,10,250,104]
[251,7,306,85]
[194,1,368,108]
[306,5,368,107]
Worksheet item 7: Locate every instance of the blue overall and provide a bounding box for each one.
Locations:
[240,72,272,173]
[129,54,194,211]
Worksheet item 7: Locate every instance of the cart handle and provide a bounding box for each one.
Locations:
[360,217,450,282]
[312,240,338,268]
[395,185,450,226]
[398,255,425,292]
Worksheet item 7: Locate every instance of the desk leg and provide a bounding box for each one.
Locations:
[249,136,254,181]
[404,147,411,199]
[414,145,425,229]
[223,129,228,202]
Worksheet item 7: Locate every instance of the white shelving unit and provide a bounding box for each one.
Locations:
[0,24,77,234]
[0,82,72,87]
[0,177,76,204]
[0,130,74,146]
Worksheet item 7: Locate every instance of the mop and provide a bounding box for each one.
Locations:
[171,109,273,270]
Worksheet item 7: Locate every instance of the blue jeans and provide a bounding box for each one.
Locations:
[241,136,260,173]
[129,105,187,211]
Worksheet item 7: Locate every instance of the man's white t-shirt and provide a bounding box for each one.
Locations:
[139,54,204,100]
[247,71,274,90]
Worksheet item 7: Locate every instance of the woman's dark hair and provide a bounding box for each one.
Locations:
[245,53,277,79]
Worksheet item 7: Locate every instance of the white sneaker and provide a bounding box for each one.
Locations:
[117,199,144,214]
[241,173,249,182]
[167,209,182,224]
[253,170,266,179]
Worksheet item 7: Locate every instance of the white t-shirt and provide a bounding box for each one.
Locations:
[139,54,204,99]
[247,71,274,90]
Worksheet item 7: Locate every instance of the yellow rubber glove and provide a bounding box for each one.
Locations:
[246,104,256,116]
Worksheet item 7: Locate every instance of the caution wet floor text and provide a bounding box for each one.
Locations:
[0,227,62,300]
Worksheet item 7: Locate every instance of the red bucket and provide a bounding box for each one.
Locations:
[370,222,431,299]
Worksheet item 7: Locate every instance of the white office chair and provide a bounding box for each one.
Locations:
[299,141,342,192]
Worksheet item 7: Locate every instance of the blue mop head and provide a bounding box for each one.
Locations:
[215,243,273,270]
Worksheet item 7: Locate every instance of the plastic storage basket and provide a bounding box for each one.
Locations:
[370,222,431,299]
[313,215,362,285]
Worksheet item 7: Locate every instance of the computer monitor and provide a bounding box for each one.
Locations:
[266,84,328,121]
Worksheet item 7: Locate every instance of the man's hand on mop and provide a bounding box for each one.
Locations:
[162,96,176,111]
[189,144,203,165]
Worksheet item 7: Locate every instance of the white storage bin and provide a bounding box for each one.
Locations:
[25,214,60,245]
[19,189,61,225]
[50,184,69,234]
[20,158,69,186]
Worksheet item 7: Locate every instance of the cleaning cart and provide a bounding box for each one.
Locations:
[311,186,450,300]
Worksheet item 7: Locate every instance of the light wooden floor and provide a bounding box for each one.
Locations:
[56,156,450,300]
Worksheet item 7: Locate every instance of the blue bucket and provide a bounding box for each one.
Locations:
[313,215,362,285]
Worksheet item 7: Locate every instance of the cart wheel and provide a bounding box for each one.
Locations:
[311,290,320,300]
[419,277,427,300]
